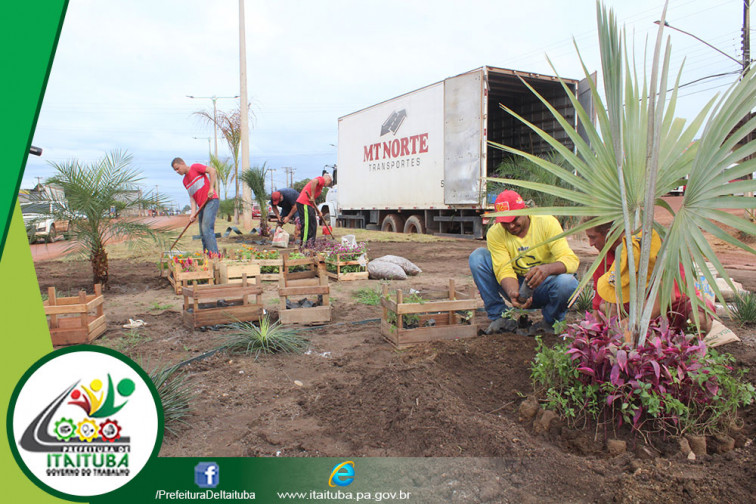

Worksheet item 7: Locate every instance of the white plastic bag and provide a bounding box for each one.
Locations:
[271,226,290,248]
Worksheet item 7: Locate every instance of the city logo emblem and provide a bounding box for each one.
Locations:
[194,461,220,488]
[328,460,355,487]
[8,347,162,499]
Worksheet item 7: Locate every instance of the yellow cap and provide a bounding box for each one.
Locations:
[597,229,661,304]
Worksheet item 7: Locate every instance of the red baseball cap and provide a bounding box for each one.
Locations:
[493,190,525,223]
[271,191,282,205]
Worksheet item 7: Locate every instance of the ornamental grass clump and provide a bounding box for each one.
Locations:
[531,313,755,437]
[572,284,595,314]
[145,362,195,436]
[218,315,308,359]
[730,290,756,326]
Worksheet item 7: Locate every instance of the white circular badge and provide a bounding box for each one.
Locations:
[8,346,163,500]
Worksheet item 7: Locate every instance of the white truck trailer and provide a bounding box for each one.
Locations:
[321,65,592,238]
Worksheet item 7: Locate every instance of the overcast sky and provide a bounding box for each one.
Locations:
[22,0,749,208]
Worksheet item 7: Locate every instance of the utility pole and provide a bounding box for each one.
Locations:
[744,0,751,75]
[239,0,252,230]
[269,167,276,193]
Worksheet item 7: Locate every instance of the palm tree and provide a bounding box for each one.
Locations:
[195,106,253,223]
[488,1,756,346]
[241,163,270,237]
[208,153,234,200]
[47,150,167,286]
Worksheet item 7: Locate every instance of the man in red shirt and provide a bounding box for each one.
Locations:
[171,157,219,255]
[296,172,332,246]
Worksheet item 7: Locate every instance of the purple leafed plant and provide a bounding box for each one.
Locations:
[538,312,755,435]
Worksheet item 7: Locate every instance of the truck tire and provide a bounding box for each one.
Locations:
[381,214,404,233]
[403,215,426,234]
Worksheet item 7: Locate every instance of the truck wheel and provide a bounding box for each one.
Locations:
[403,215,425,234]
[47,225,57,243]
[381,214,404,233]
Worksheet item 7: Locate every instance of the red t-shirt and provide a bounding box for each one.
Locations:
[296,176,326,207]
[183,163,217,207]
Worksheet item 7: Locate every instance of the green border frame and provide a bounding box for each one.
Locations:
[6,345,165,502]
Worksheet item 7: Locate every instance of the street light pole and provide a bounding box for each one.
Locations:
[655,20,743,68]
[186,94,239,159]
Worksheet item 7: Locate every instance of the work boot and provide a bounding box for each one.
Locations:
[483,318,518,335]
[526,320,556,336]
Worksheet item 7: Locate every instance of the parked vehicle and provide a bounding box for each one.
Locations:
[321,66,592,238]
[21,201,70,243]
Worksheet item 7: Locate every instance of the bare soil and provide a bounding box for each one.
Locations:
[33,235,756,504]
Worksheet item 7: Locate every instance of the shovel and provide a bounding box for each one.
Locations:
[169,200,207,251]
[314,204,335,241]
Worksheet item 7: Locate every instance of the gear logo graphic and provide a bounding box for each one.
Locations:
[53,418,76,441]
[8,346,163,499]
[99,419,122,442]
[76,419,99,442]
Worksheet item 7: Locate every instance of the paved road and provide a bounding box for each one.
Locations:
[29,215,188,262]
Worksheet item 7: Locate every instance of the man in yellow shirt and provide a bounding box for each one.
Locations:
[469,190,579,335]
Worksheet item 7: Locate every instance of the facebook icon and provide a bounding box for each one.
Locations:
[194,462,220,488]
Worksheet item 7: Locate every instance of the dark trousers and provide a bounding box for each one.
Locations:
[297,202,317,246]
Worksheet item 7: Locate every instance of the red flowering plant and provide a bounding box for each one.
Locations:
[531,312,754,437]
[171,252,210,273]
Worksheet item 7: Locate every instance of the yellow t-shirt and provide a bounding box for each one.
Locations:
[487,215,579,282]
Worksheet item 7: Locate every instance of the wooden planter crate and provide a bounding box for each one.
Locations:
[278,253,331,325]
[168,261,214,295]
[45,284,106,346]
[158,250,189,278]
[326,253,369,281]
[182,271,263,329]
[380,280,478,348]
[225,247,302,282]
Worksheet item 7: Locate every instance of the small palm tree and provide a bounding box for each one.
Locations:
[488,1,756,346]
[241,163,270,237]
[47,150,167,286]
[208,153,234,200]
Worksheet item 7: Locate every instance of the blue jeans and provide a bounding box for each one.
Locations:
[198,198,219,254]
[468,247,577,324]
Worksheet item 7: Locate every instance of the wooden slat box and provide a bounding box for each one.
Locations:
[45,284,106,346]
[325,253,369,281]
[168,259,214,295]
[159,250,188,278]
[380,280,478,348]
[182,271,263,329]
[278,253,331,325]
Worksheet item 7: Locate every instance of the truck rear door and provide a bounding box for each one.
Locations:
[444,70,484,206]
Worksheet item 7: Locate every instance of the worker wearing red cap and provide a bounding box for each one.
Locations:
[469,190,579,335]
[270,187,300,226]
